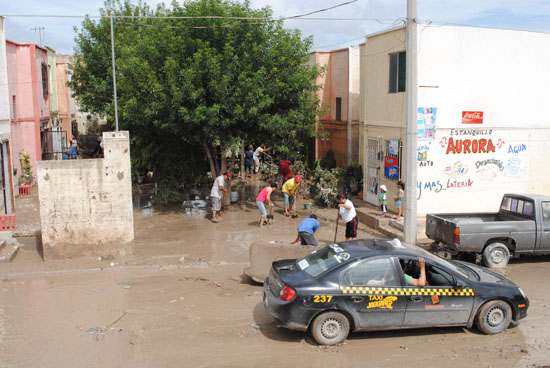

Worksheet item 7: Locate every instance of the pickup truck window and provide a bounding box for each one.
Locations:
[542,202,550,222]
[501,196,534,218]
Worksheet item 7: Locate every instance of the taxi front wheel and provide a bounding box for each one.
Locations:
[311,311,350,345]
[475,300,512,334]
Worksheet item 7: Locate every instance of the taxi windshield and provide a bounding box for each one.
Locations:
[296,244,350,277]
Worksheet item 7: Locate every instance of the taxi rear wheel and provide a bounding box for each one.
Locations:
[475,300,512,334]
[311,311,350,345]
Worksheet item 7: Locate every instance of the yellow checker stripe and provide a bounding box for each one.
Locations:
[340,286,474,297]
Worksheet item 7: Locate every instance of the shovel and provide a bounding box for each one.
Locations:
[334,211,340,243]
[291,194,298,218]
[267,205,274,224]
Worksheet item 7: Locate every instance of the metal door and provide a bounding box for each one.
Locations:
[402,263,474,327]
[365,138,380,205]
[341,257,406,329]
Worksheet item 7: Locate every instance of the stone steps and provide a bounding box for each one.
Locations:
[0,240,19,263]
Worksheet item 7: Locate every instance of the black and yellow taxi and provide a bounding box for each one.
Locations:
[263,238,529,345]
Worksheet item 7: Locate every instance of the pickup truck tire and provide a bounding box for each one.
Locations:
[482,242,510,268]
[311,311,350,345]
[475,300,512,334]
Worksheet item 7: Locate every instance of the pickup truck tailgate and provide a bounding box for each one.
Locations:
[426,214,456,245]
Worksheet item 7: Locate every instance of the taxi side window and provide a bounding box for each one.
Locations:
[426,265,454,286]
[344,258,397,287]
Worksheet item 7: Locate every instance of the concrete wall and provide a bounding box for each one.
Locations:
[37,131,134,259]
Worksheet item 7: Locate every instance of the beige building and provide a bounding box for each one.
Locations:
[360,27,406,207]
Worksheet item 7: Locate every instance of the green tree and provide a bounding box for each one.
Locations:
[70,0,321,189]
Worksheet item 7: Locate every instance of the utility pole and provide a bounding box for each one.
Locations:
[31,26,45,46]
[110,11,119,131]
[404,0,418,244]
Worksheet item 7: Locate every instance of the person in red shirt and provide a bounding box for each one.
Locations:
[277,159,293,182]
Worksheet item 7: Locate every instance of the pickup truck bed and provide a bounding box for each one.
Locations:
[427,212,535,254]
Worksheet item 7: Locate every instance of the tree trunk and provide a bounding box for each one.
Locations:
[230,151,236,175]
[220,146,227,174]
[214,146,220,175]
[240,140,245,180]
[204,143,217,179]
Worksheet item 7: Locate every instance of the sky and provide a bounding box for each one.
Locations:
[3,0,550,55]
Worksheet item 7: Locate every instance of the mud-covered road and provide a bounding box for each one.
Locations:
[1,187,549,367]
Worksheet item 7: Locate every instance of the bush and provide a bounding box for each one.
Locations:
[313,166,345,207]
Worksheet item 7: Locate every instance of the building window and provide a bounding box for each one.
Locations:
[389,51,406,93]
[12,96,16,120]
[335,97,342,121]
[41,62,48,98]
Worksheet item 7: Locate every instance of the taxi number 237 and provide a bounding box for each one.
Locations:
[313,295,333,303]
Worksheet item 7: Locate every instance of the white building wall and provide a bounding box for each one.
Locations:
[416,26,550,214]
[0,17,11,139]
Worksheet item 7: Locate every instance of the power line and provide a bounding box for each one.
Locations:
[285,0,358,19]
[3,14,399,22]
[1,0,359,21]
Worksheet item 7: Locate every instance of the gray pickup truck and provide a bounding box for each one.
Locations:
[426,193,550,267]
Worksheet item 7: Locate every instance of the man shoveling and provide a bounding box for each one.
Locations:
[291,215,320,246]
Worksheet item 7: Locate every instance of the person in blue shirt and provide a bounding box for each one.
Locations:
[291,215,320,246]
[244,145,254,176]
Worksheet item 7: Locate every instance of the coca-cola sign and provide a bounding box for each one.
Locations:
[462,111,483,124]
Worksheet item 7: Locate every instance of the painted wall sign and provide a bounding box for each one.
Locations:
[441,137,505,154]
[418,107,437,139]
[384,156,399,180]
[462,111,484,124]
[450,128,492,136]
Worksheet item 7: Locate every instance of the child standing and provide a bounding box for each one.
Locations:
[394,180,404,220]
[379,185,387,217]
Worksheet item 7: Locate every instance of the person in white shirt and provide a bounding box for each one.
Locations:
[253,143,272,173]
[210,172,230,222]
[337,195,359,240]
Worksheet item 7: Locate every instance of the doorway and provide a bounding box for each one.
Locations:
[365,138,380,205]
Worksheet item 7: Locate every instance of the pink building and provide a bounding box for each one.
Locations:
[309,47,360,168]
[6,40,50,182]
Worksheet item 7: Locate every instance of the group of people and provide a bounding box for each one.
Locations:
[379,180,405,220]
[63,135,104,160]
[254,172,302,228]
[213,151,413,248]
[244,144,272,176]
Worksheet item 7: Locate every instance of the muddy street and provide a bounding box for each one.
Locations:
[1,190,549,367]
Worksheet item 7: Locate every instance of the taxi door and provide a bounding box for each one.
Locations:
[340,257,406,329]
[401,263,474,327]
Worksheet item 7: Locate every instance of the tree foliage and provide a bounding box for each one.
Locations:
[70,0,322,188]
